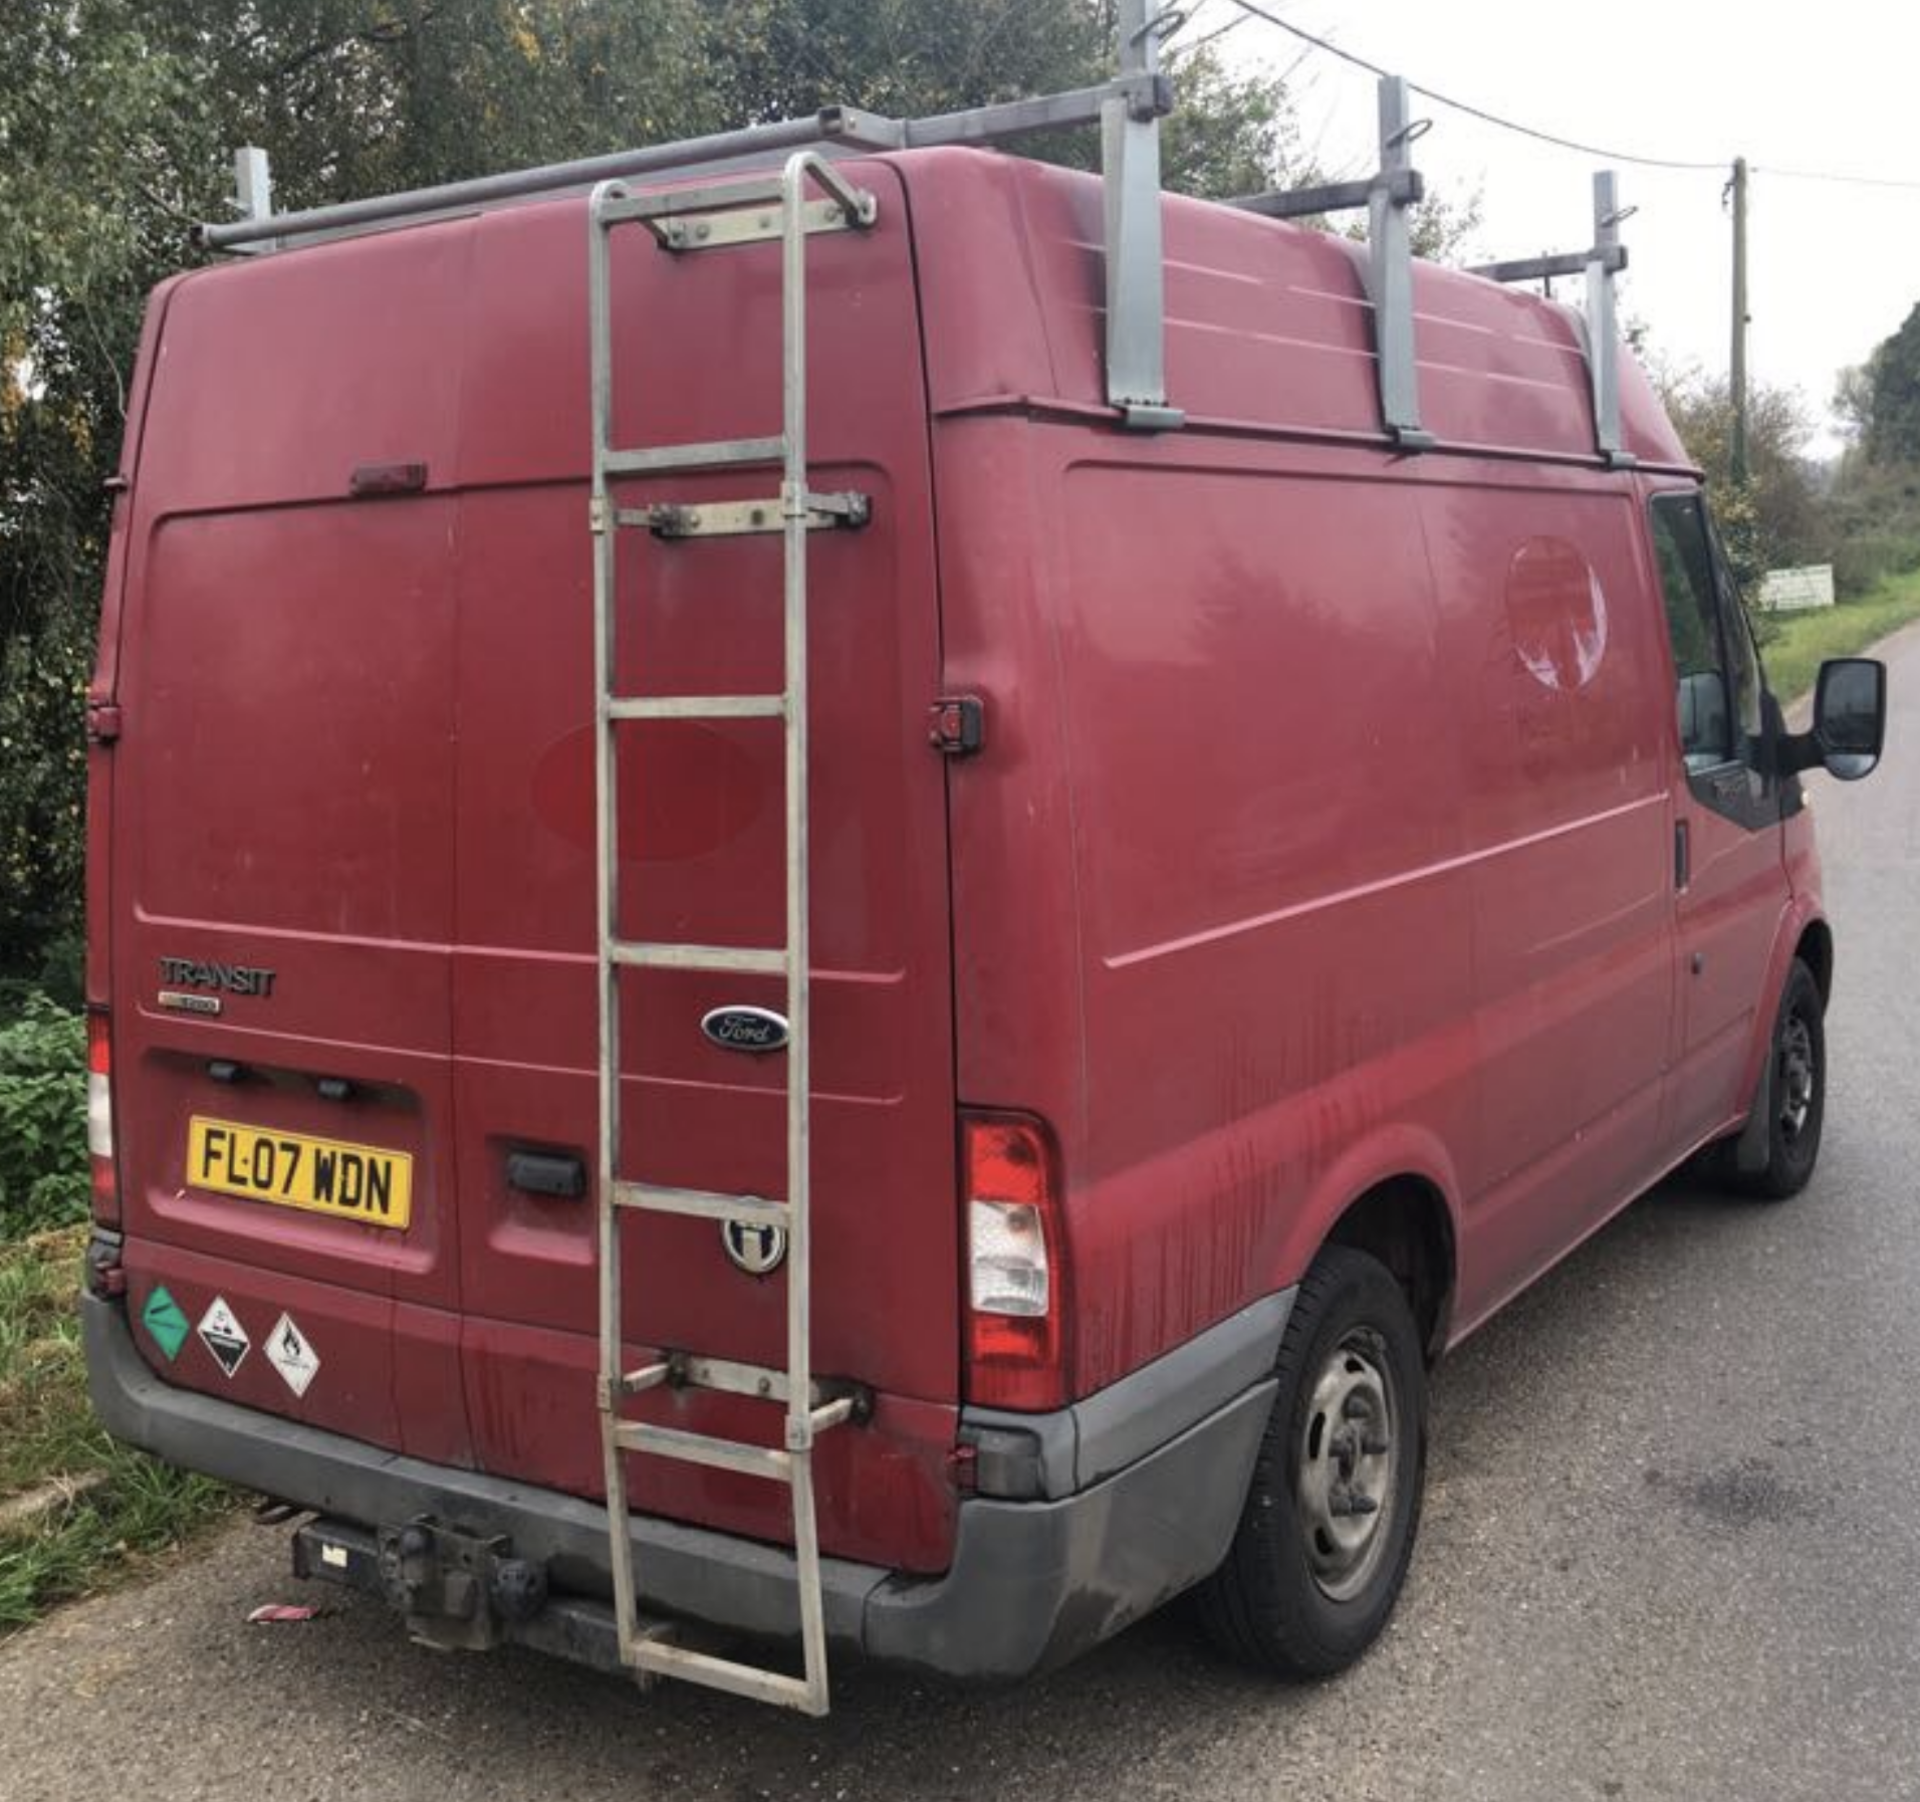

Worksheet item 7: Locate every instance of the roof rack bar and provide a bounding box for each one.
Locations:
[194,22,1185,428]
[1226,75,1433,450]
[1102,0,1182,431]
[904,76,1162,149]
[1232,168,1422,223]
[1470,169,1636,467]
[193,108,906,252]
[191,75,1164,257]
[1469,248,1596,286]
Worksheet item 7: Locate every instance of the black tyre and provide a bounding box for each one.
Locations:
[1196,1245,1427,1678]
[1730,957,1826,1201]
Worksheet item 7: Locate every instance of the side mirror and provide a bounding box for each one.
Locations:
[1808,657,1887,781]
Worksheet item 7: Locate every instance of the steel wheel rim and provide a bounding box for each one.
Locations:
[1778,1012,1816,1141]
[1296,1331,1398,1603]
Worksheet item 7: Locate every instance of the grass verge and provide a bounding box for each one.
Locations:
[1761,565,1920,704]
[0,1225,232,1631]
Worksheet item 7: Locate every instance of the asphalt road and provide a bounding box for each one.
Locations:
[6,627,1919,1802]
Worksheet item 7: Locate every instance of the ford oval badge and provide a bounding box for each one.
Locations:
[700,1005,790,1055]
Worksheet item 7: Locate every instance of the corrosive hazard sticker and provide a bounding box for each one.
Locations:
[197,1296,250,1377]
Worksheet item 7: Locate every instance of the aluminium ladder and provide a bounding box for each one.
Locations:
[586,152,878,1716]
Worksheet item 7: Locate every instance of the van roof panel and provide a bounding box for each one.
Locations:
[895,148,1689,468]
[155,144,1688,484]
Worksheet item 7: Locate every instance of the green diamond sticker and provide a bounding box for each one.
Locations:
[141,1286,190,1362]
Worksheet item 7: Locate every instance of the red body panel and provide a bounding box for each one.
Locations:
[94,147,1814,1579]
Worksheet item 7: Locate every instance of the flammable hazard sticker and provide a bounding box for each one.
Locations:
[265,1312,320,1398]
[197,1296,250,1378]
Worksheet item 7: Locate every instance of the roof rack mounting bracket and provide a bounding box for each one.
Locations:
[1364,78,1435,450]
[1470,169,1639,468]
[227,147,276,256]
[1103,0,1183,432]
[1227,76,1433,451]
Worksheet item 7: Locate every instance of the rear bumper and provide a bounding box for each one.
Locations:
[83,1289,1279,1680]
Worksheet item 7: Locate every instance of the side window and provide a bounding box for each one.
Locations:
[1706,522,1765,750]
[1649,494,1732,771]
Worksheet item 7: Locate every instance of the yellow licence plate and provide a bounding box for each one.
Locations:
[187,1117,413,1230]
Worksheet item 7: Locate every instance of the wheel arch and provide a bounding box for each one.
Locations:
[1795,916,1833,1007]
[1323,1175,1458,1364]
[1728,898,1832,1133]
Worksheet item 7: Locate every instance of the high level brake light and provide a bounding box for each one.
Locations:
[962,1112,1068,1410]
[86,1009,120,1227]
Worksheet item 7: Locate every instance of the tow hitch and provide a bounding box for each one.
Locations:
[292,1516,635,1671]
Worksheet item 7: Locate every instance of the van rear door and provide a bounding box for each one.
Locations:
[438,172,961,1572]
[109,165,960,1573]
[107,226,473,1467]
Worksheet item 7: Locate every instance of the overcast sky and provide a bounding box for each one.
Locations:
[1201,0,1920,454]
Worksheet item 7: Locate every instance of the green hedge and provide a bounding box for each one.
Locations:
[0,993,89,1237]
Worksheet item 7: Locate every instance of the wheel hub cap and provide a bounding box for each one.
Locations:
[1778,1013,1816,1140]
[1297,1334,1397,1602]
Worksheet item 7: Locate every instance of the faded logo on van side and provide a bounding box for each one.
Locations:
[1506,537,1608,692]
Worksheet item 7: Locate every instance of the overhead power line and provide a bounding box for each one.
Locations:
[1746,162,1920,191]
[1220,0,1920,190]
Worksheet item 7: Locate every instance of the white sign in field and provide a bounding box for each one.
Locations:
[1757,565,1835,612]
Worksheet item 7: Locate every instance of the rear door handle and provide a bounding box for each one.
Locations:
[506,1149,586,1199]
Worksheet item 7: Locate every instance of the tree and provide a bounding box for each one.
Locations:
[0,0,1477,980]
[1823,303,1920,596]
[1653,364,1823,591]
[1863,302,1920,468]
[1,3,226,978]
[1832,355,1877,449]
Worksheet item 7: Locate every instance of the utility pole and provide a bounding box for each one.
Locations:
[1729,155,1750,484]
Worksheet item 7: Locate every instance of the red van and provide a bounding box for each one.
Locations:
[82,76,1887,1715]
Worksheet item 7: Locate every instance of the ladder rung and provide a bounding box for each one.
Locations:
[630,1638,820,1713]
[601,436,784,476]
[607,940,786,974]
[614,493,868,539]
[612,1183,786,1227]
[615,1421,791,1481]
[607,695,784,722]
[606,1353,864,1419]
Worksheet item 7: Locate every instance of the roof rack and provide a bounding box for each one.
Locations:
[194,8,1632,458]
[1229,76,1435,450]
[196,0,1183,431]
[1470,171,1638,467]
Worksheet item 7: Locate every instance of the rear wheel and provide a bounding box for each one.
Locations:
[1196,1246,1427,1678]
[1728,957,1826,1201]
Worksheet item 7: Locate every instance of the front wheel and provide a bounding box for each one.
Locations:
[1730,957,1826,1201]
[1196,1246,1427,1678]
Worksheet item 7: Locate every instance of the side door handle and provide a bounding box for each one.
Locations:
[1674,819,1690,891]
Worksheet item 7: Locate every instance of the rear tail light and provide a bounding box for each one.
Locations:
[962,1112,1068,1410]
[86,1009,120,1227]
